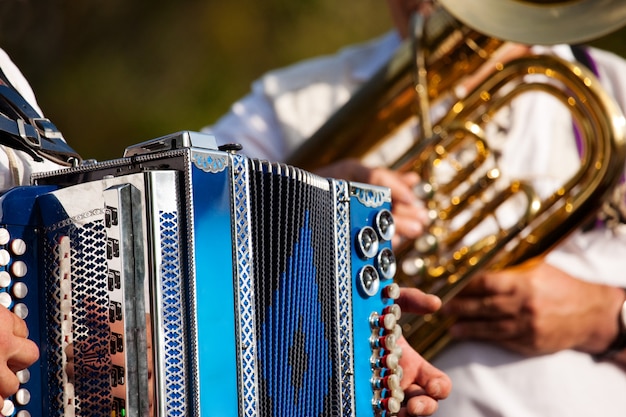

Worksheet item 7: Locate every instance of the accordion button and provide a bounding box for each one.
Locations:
[377,352,399,370]
[382,304,402,321]
[0,228,9,246]
[0,271,10,288]
[357,227,379,259]
[0,292,11,309]
[369,312,397,331]
[383,283,400,300]
[16,369,30,384]
[380,313,397,330]
[358,265,380,297]
[372,373,400,391]
[12,303,28,320]
[375,209,396,242]
[391,323,402,338]
[12,283,27,299]
[391,388,405,403]
[0,250,10,266]
[14,389,30,406]
[10,240,26,257]
[16,412,31,417]
[371,334,394,350]
[1,399,14,417]
[376,248,397,280]
[11,261,27,279]
[394,364,404,379]
[375,397,400,414]
[387,374,401,391]
[390,344,403,360]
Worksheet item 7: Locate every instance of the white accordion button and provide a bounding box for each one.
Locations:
[0,271,11,288]
[381,313,397,331]
[0,292,12,309]
[11,261,27,278]
[391,388,405,403]
[1,399,15,417]
[12,303,28,320]
[383,304,401,321]
[10,239,26,256]
[16,411,31,417]
[14,389,30,406]
[0,249,10,267]
[386,373,400,391]
[16,369,30,384]
[12,282,27,299]
[0,228,10,246]
[383,283,400,300]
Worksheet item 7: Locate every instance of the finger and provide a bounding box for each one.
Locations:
[451,317,521,340]
[444,294,519,318]
[396,287,442,315]
[369,169,419,206]
[393,208,426,240]
[397,337,451,398]
[7,337,39,372]
[11,313,29,339]
[399,170,421,186]
[0,366,20,401]
[460,271,516,296]
[399,390,441,417]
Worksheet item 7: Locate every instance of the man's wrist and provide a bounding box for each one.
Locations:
[594,288,626,360]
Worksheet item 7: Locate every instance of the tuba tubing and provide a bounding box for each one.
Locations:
[287,1,626,360]
[397,54,626,359]
[286,5,504,171]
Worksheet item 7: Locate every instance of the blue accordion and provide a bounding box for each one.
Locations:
[0,132,403,417]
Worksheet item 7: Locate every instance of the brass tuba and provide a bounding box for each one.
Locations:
[287,0,626,360]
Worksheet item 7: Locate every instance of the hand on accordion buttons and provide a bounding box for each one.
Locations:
[314,158,429,245]
[395,288,452,416]
[0,305,39,403]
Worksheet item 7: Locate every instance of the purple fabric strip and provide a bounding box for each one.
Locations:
[572,46,599,157]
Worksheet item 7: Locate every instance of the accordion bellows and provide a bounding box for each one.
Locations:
[0,132,403,417]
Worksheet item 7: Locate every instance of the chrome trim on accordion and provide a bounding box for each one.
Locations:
[0,131,402,417]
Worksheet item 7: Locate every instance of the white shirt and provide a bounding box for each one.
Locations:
[0,48,64,189]
[206,32,626,416]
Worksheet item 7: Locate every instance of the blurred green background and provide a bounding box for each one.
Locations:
[1,0,625,161]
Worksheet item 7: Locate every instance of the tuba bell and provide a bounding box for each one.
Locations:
[287,0,626,360]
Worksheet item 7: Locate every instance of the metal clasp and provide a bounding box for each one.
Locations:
[31,117,64,140]
[17,118,41,148]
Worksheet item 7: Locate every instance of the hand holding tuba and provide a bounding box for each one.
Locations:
[288,0,626,359]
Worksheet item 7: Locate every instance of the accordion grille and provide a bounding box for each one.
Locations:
[249,166,340,417]
[43,219,113,416]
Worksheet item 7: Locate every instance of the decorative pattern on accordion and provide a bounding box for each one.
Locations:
[157,210,187,417]
[333,180,356,416]
[42,214,113,416]
[230,154,257,417]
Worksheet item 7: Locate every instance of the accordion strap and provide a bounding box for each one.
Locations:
[0,69,81,166]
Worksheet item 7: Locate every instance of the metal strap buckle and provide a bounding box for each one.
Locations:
[31,117,64,140]
[17,118,41,149]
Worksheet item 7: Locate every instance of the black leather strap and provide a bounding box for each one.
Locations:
[570,44,599,76]
[0,69,81,166]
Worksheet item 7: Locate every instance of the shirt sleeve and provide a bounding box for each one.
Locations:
[201,79,288,162]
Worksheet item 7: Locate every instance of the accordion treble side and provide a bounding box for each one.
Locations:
[0,131,403,417]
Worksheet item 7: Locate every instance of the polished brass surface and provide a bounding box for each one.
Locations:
[287,5,504,170]
[396,55,626,359]
[287,1,626,360]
